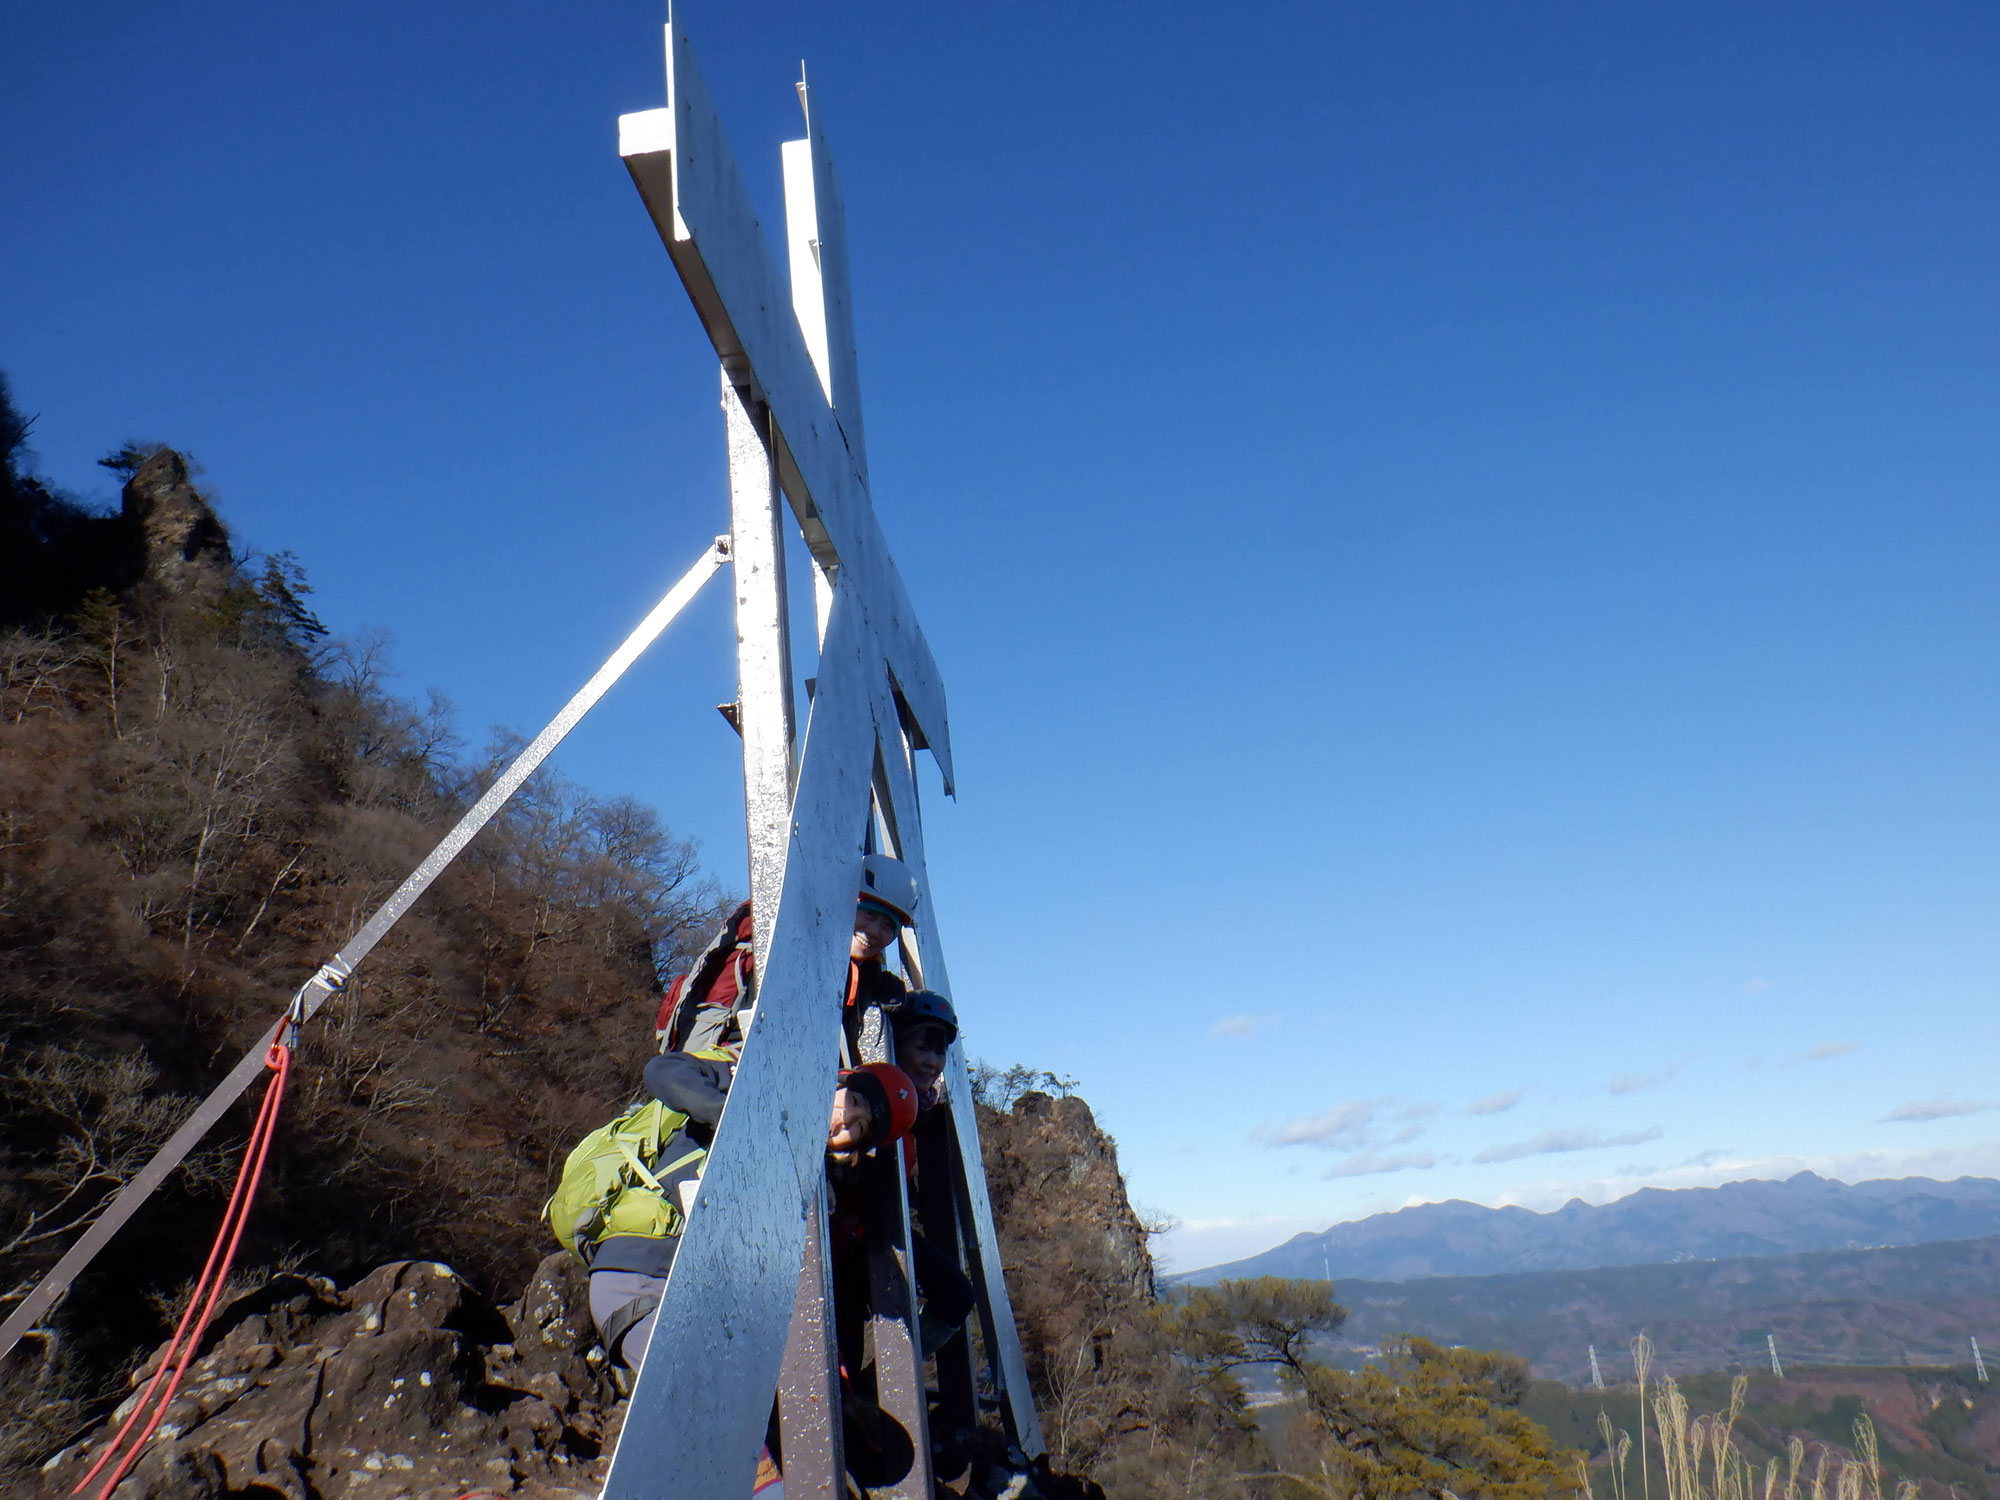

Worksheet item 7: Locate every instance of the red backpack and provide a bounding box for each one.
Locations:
[655,901,755,1053]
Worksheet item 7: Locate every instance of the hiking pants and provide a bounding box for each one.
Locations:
[588,1267,665,1370]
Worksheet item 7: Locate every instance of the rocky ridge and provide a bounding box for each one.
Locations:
[35,1254,622,1500]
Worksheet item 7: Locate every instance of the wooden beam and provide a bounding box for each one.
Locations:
[618,12,954,793]
[783,75,869,489]
[602,582,883,1499]
[869,683,1047,1456]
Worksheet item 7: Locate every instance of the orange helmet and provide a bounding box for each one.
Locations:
[858,1062,920,1143]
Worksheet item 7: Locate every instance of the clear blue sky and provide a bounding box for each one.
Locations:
[8,2,1999,1273]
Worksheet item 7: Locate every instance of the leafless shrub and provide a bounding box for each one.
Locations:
[0,1048,227,1294]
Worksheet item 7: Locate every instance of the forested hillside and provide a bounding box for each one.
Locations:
[1310,1234,2000,1384]
[0,376,726,1468]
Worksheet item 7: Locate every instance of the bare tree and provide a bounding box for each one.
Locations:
[0,1048,225,1300]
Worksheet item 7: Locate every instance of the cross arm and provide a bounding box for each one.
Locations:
[618,15,954,792]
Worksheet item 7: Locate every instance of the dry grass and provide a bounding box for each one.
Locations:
[1585,1365,1932,1500]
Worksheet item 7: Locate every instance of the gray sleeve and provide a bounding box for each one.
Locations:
[644,1051,734,1126]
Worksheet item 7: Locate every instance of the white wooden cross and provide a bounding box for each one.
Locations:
[602,11,1041,1496]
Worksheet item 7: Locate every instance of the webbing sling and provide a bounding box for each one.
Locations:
[0,538,729,1363]
[610,1139,707,1210]
[600,1292,661,1365]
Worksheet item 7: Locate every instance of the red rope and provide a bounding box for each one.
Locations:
[73,1038,293,1500]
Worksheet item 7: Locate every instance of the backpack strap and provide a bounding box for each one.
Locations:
[600,1292,661,1366]
[658,1145,707,1179]
[615,1138,665,1193]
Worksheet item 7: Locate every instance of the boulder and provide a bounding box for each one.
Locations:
[35,1255,613,1500]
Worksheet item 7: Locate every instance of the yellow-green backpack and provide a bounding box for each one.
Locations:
[542,1096,708,1263]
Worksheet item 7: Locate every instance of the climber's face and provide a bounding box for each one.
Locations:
[896,1022,950,1093]
[851,906,898,962]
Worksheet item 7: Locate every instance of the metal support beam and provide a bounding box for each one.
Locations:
[603,583,881,1499]
[916,1106,978,1437]
[619,11,954,793]
[782,76,868,489]
[859,1144,932,1500]
[607,14,1048,1493]
[777,1190,844,1496]
[870,702,1045,1456]
[854,972,933,1499]
[725,368,798,959]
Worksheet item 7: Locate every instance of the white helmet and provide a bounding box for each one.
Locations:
[858,853,920,927]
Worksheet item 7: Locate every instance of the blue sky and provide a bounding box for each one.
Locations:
[7,2,1999,1273]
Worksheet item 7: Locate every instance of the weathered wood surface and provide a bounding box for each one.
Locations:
[870,704,1047,1454]
[618,11,953,792]
[725,371,798,957]
[602,585,881,1499]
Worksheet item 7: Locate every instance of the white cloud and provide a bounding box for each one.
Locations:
[1770,1041,1854,1067]
[1467,1089,1522,1117]
[1386,1123,1427,1146]
[1675,1148,1734,1169]
[1210,1013,1279,1040]
[1325,1148,1438,1179]
[1883,1096,2000,1124]
[1607,1056,1691,1096]
[1472,1126,1663,1165]
[1260,1100,1378,1149]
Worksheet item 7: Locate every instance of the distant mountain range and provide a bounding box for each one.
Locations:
[1178,1173,2000,1284]
[1318,1233,2000,1386]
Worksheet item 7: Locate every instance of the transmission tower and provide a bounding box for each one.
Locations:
[1589,1345,1605,1390]
[1767,1333,1784,1379]
[1974,1335,1990,1383]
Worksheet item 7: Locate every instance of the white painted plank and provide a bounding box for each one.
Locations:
[601,583,884,1498]
[619,12,954,793]
[786,76,869,489]
[868,693,1047,1457]
[725,370,798,957]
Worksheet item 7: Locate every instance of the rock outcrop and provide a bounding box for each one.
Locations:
[119,448,231,595]
[982,1092,1153,1310]
[35,1254,623,1500]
